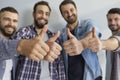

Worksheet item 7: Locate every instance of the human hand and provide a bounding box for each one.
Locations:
[17,26,49,62]
[45,31,62,62]
[89,27,102,52]
[63,28,84,56]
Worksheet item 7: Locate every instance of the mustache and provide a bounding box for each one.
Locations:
[5,25,16,30]
[109,24,116,27]
[38,18,47,22]
[67,14,75,19]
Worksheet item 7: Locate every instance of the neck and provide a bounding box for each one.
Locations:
[68,20,78,31]
[35,26,43,34]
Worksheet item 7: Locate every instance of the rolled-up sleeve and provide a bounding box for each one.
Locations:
[0,37,19,60]
[112,36,120,52]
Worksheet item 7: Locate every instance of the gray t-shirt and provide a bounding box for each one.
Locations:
[106,33,120,80]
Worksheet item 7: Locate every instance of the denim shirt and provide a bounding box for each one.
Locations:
[0,36,19,80]
[61,19,102,80]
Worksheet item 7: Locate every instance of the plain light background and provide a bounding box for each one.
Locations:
[0,0,120,80]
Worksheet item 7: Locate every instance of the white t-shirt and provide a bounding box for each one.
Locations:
[40,32,51,80]
[3,59,13,80]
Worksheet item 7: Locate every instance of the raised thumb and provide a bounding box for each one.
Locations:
[49,31,60,42]
[92,27,97,38]
[37,25,48,40]
[66,28,75,39]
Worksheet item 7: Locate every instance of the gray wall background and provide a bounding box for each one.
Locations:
[0,0,120,80]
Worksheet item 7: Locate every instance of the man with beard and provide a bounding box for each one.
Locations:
[0,6,51,80]
[13,1,66,80]
[0,6,19,80]
[89,8,120,80]
[59,0,102,80]
[0,7,52,63]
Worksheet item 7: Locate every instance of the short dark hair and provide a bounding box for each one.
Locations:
[0,6,18,14]
[33,1,51,13]
[107,8,120,16]
[59,0,77,14]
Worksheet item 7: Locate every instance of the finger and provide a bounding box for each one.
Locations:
[33,49,44,59]
[64,46,75,54]
[51,47,61,56]
[37,25,48,40]
[39,41,49,52]
[63,40,70,47]
[92,27,97,38]
[66,28,75,39]
[45,55,54,62]
[49,51,59,59]
[63,39,73,47]
[53,42,62,51]
[49,31,60,42]
[35,45,48,56]
[29,55,40,62]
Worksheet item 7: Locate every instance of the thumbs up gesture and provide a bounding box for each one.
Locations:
[44,31,62,62]
[63,28,84,56]
[89,27,102,52]
[17,26,49,62]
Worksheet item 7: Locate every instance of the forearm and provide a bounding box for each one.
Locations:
[101,38,119,51]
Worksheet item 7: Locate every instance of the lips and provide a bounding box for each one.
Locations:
[5,27,14,33]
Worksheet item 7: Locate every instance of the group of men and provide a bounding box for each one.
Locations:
[0,0,120,80]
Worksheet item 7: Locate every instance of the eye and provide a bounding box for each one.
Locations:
[70,8,74,12]
[13,19,18,23]
[63,11,69,15]
[4,17,10,21]
[115,18,120,22]
[46,12,50,17]
[38,11,43,14]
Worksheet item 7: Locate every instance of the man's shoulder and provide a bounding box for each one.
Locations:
[18,24,33,31]
[80,19,94,25]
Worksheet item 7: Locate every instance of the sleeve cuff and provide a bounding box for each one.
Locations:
[112,36,120,52]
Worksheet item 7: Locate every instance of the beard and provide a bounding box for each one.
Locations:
[0,25,16,37]
[66,14,77,24]
[109,25,120,32]
[34,18,48,29]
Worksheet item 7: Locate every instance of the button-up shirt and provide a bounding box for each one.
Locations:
[13,24,66,80]
[61,19,102,80]
[0,36,19,80]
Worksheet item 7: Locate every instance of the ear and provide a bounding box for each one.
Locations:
[32,12,35,18]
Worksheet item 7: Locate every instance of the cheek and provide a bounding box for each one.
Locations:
[14,23,18,29]
[118,21,120,25]
[0,22,7,28]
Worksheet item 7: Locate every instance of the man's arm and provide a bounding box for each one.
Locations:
[101,38,119,51]
[0,26,49,61]
[89,28,119,52]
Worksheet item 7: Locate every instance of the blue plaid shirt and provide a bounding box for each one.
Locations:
[13,24,66,80]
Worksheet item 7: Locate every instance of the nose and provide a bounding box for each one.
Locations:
[8,20,14,26]
[68,11,72,17]
[111,20,116,25]
[42,13,47,19]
